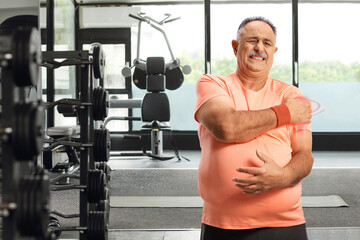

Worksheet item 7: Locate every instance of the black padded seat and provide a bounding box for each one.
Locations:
[141,92,170,127]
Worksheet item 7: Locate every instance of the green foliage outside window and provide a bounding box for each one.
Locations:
[179,51,360,84]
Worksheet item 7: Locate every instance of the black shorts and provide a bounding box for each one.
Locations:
[200,223,308,240]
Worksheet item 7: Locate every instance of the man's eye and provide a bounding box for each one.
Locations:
[265,42,272,46]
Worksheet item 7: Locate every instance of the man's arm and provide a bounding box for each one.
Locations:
[232,130,314,194]
[195,94,312,143]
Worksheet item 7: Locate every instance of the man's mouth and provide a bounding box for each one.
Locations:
[248,50,267,61]
[249,55,265,61]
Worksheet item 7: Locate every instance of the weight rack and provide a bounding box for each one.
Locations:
[0,27,49,239]
[42,45,110,240]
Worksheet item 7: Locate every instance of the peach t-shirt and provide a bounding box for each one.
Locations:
[194,73,311,229]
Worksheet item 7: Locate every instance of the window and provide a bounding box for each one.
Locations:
[298,3,360,132]
[129,4,205,131]
[211,2,292,83]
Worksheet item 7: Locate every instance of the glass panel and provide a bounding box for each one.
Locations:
[299,3,360,132]
[54,94,77,126]
[211,2,292,84]
[83,44,126,89]
[130,4,204,131]
[106,94,130,132]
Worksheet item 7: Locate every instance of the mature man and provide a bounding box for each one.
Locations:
[194,17,314,240]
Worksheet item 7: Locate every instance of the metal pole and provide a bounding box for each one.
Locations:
[292,0,299,87]
[204,0,211,74]
[46,0,55,126]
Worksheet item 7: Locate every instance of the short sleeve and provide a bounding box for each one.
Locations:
[284,85,312,134]
[194,74,230,122]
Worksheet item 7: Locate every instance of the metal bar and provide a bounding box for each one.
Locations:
[46,0,55,128]
[109,99,142,108]
[79,64,90,240]
[204,0,211,74]
[292,0,299,87]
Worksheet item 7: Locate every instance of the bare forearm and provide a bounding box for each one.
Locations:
[215,108,277,143]
[283,150,314,187]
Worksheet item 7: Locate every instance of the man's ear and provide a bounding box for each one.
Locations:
[274,46,278,53]
[231,40,238,56]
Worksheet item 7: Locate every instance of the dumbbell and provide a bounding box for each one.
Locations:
[51,169,107,203]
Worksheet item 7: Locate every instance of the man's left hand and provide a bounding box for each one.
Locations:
[232,149,290,195]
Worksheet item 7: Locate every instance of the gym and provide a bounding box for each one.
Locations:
[0,0,359,239]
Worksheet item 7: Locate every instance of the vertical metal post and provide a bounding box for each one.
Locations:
[46,0,55,126]
[204,0,211,74]
[79,63,90,240]
[292,0,299,87]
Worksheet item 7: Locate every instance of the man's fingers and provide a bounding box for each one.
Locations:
[232,176,256,184]
[256,149,273,164]
[236,167,263,175]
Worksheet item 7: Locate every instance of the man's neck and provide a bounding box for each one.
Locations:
[236,69,268,91]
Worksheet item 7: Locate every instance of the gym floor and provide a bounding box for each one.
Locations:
[47,151,360,240]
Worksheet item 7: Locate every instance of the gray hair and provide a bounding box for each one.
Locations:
[236,16,277,40]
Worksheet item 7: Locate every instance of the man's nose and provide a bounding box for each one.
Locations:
[254,42,264,52]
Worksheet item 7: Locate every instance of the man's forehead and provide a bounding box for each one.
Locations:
[240,21,275,39]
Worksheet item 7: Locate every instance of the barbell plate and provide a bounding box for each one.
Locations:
[92,44,105,79]
[12,27,40,87]
[93,129,101,161]
[88,211,107,240]
[92,87,100,120]
[13,103,44,160]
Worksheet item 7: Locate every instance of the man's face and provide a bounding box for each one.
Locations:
[232,21,278,75]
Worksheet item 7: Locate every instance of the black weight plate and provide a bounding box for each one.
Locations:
[88,170,95,203]
[102,89,109,120]
[103,129,110,162]
[93,129,100,161]
[94,129,104,162]
[88,212,96,240]
[38,175,50,238]
[12,27,40,87]
[88,170,101,203]
[99,129,106,162]
[88,211,107,240]
[25,177,37,235]
[95,87,104,121]
[104,187,109,200]
[17,177,28,233]
[133,67,147,89]
[27,28,41,87]
[31,176,40,234]
[92,87,99,120]
[165,66,184,90]
[92,45,105,79]
[99,171,106,201]
[30,104,45,156]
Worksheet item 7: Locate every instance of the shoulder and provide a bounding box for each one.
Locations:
[198,73,232,84]
[268,77,304,97]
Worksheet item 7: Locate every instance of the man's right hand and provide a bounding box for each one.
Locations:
[284,94,312,124]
